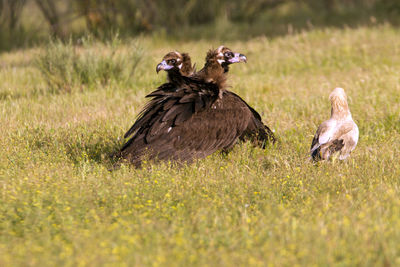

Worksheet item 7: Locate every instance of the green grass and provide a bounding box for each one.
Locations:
[1,25,400,266]
[34,36,143,93]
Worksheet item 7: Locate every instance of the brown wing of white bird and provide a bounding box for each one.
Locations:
[310,88,359,161]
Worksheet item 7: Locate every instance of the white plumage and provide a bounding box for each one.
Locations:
[310,87,359,161]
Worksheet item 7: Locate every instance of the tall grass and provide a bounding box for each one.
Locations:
[35,35,143,93]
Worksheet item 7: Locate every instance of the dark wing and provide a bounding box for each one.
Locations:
[310,121,330,161]
[120,84,252,166]
[226,91,276,147]
[123,83,177,139]
[310,135,321,161]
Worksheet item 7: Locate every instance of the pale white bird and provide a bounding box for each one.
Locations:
[310,87,359,161]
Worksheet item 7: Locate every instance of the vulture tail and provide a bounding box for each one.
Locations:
[241,116,276,148]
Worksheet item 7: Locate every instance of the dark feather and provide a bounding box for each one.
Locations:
[120,48,275,167]
[329,139,345,154]
[174,103,193,125]
[310,136,321,161]
[162,103,181,122]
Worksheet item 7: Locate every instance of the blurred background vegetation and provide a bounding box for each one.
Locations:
[0,0,400,51]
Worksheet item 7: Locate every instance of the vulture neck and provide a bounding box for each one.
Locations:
[221,63,230,73]
[331,100,351,120]
[167,68,185,85]
[201,59,227,89]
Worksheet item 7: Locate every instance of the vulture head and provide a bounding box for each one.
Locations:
[156,51,193,76]
[213,45,247,72]
[198,46,247,85]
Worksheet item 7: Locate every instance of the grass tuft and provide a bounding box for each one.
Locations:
[34,35,143,93]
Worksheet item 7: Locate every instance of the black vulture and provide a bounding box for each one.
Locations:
[119,47,275,167]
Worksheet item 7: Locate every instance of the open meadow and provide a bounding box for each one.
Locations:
[1,25,400,266]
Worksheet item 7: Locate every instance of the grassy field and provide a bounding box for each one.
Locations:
[1,25,400,266]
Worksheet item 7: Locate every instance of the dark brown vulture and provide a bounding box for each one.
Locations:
[119,47,275,167]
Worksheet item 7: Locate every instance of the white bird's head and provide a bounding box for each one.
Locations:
[329,87,350,119]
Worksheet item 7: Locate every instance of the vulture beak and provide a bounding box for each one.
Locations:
[228,53,247,64]
[156,60,173,73]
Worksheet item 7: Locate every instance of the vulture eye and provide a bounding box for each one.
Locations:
[224,52,234,58]
[168,59,176,64]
